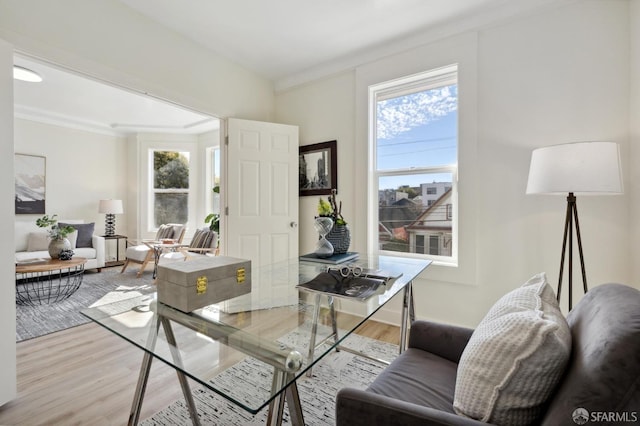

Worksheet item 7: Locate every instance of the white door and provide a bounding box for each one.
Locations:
[222,118,299,310]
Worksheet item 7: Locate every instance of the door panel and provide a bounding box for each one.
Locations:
[222,118,299,311]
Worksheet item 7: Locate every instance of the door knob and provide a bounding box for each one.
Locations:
[290,221,298,228]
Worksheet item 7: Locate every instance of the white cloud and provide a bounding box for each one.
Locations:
[377,86,457,140]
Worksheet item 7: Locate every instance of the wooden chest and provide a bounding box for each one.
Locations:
[156,256,251,312]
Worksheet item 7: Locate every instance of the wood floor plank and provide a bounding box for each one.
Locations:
[0,315,399,425]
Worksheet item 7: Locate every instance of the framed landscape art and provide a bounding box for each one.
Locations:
[15,153,46,215]
[299,140,337,196]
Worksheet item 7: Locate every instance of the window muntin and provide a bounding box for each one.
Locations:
[372,65,458,263]
[151,150,190,227]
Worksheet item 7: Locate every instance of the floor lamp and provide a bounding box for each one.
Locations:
[526,141,623,311]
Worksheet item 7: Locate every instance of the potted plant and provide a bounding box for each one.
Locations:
[204,213,219,233]
[36,214,75,259]
[317,189,350,254]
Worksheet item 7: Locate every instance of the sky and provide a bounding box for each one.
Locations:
[377,84,457,190]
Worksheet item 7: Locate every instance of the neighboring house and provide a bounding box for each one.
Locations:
[378,197,423,250]
[421,182,452,207]
[379,189,409,206]
[406,189,453,256]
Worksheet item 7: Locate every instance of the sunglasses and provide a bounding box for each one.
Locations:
[327,264,364,278]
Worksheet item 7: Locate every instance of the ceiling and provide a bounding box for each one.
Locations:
[13,57,219,136]
[13,0,569,135]
[118,0,564,87]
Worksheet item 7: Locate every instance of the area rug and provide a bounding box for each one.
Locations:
[142,331,398,426]
[16,268,155,342]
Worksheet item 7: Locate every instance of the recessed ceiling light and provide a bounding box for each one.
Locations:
[13,65,43,83]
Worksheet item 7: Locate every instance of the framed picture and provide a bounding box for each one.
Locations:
[15,153,46,215]
[299,140,337,196]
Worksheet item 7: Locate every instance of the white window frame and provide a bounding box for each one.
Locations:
[139,137,198,239]
[368,64,459,266]
[149,148,191,228]
[205,146,221,216]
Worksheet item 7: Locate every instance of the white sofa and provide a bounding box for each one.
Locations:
[15,219,105,271]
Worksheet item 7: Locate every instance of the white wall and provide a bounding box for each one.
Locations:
[1,0,276,404]
[476,0,630,315]
[0,38,16,407]
[0,0,275,121]
[630,0,640,284]
[276,71,356,255]
[14,119,128,235]
[276,0,634,326]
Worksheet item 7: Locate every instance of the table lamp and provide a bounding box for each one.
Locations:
[526,141,623,310]
[98,199,124,237]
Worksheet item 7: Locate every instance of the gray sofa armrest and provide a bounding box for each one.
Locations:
[92,235,105,268]
[408,320,474,364]
[336,388,485,426]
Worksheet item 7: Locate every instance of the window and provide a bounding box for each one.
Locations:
[429,235,440,255]
[151,150,190,226]
[370,65,458,263]
[206,146,221,216]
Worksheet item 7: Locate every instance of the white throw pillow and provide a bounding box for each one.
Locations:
[66,230,78,249]
[26,232,49,252]
[453,273,571,425]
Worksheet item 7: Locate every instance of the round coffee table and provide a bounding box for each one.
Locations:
[15,257,87,306]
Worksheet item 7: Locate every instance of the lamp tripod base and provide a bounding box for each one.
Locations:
[557,192,588,311]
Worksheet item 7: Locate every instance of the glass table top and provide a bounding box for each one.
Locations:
[81,254,431,414]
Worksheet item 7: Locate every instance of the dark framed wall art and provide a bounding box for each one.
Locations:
[15,153,46,215]
[299,140,337,196]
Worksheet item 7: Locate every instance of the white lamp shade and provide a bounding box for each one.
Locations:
[526,141,623,195]
[98,199,124,214]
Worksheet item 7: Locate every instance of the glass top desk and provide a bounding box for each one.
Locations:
[82,254,431,426]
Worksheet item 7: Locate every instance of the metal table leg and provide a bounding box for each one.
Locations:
[128,314,201,426]
[306,293,321,377]
[161,317,201,426]
[267,370,304,426]
[285,377,304,426]
[400,281,414,353]
[328,295,340,350]
[128,315,160,426]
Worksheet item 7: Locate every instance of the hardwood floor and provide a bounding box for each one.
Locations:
[0,316,399,425]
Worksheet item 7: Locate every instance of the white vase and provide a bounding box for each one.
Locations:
[314,217,334,258]
[48,238,71,259]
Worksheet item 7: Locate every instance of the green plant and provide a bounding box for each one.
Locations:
[317,189,346,225]
[205,213,219,233]
[205,185,221,233]
[36,214,75,240]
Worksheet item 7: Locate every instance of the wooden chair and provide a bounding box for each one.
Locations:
[120,223,186,277]
[160,228,218,262]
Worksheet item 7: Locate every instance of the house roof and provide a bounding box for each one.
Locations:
[379,198,423,231]
[406,188,453,231]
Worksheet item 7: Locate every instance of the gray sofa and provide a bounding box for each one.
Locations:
[336,283,640,425]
